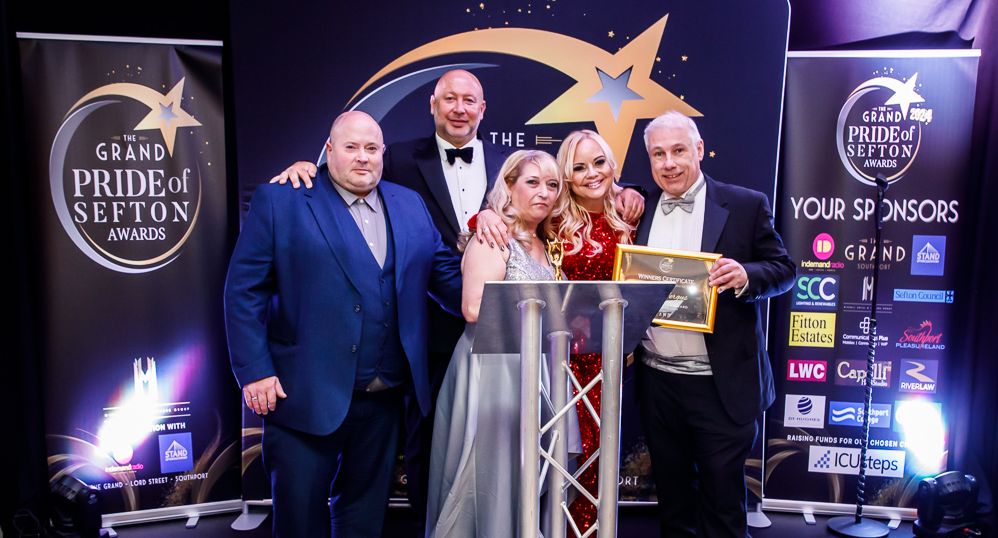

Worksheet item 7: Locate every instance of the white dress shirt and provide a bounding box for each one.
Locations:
[642,173,712,374]
[435,134,487,231]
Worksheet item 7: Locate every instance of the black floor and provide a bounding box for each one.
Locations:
[106,506,916,537]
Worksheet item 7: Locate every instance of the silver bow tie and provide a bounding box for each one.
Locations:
[660,181,703,215]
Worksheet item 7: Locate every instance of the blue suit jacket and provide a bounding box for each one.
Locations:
[224,173,462,435]
[636,175,795,425]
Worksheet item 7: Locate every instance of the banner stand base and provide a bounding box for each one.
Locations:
[828,515,890,537]
[803,508,816,525]
[231,502,271,531]
[747,504,771,528]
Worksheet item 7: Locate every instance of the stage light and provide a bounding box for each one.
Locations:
[895,400,946,474]
[913,471,982,537]
[49,474,101,537]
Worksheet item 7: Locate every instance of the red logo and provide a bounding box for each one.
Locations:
[788,359,828,382]
[896,320,945,351]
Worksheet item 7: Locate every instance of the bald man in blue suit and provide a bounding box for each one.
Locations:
[224,111,461,537]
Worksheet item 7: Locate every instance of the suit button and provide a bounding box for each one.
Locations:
[351,345,357,353]
[383,322,389,328]
[354,304,361,312]
[380,278,385,284]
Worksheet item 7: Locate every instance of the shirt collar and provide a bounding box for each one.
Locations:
[679,172,705,199]
[662,172,706,201]
[328,170,380,212]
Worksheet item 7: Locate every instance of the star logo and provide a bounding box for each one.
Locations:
[349,14,701,174]
[836,72,927,186]
[587,68,644,121]
[883,73,924,118]
[69,78,202,156]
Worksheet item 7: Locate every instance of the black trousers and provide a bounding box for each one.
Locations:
[263,388,402,538]
[636,361,758,538]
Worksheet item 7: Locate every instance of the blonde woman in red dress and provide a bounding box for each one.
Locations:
[475,130,639,532]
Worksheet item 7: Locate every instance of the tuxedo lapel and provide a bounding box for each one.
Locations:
[701,176,728,252]
[305,174,364,292]
[636,186,662,245]
[414,138,461,236]
[482,140,504,199]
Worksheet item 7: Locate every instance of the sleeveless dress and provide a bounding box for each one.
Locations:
[426,239,556,538]
[559,211,629,532]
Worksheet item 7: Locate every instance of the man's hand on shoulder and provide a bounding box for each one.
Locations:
[243,375,288,415]
[270,161,318,189]
[615,186,645,223]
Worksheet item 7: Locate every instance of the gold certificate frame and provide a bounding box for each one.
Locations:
[612,244,721,333]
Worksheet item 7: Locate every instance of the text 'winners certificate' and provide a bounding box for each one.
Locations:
[612,245,720,332]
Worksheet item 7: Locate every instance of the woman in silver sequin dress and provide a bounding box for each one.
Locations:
[426,150,563,538]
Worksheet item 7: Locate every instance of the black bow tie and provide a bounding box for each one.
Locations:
[445,146,474,165]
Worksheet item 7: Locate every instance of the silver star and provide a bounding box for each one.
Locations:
[587,67,644,121]
[158,102,178,123]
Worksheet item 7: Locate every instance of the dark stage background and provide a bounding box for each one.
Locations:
[2,0,995,533]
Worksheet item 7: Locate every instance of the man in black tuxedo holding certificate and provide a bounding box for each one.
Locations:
[633,111,795,537]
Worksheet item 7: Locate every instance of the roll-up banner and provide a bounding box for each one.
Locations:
[17,34,241,525]
[765,50,980,516]
[230,0,791,505]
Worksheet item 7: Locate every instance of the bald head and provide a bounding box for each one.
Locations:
[430,70,487,147]
[329,110,383,144]
[433,69,483,97]
[325,111,385,196]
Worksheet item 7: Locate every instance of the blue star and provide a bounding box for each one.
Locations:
[587,67,644,121]
[158,102,178,123]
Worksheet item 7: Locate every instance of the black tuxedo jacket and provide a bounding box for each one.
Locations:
[636,175,795,425]
[384,136,510,253]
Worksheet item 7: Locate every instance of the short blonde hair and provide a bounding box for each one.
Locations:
[458,149,562,252]
[552,130,633,256]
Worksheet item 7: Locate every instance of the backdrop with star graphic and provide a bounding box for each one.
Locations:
[230,0,790,503]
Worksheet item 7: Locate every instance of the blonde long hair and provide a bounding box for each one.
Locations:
[552,130,633,256]
[458,149,563,252]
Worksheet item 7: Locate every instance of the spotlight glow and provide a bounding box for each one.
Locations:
[895,399,945,474]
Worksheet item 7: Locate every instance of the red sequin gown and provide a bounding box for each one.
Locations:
[561,212,626,532]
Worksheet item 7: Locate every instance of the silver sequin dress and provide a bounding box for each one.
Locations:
[426,240,556,538]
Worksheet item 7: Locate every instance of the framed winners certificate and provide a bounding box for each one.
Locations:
[612,245,721,332]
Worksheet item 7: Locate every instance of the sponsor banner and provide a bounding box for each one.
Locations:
[896,319,946,351]
[839,315,890,348]
[834,359,893,388]
[898,359,939,393]
[787,359,828,382]
[808,446,906,478]
[911,235,946,276]
[828,401,892,428]
[893,288,954,304]
[789,312,837,348]
[767,51,977,508]
[784,394,827,428]
[793,274,840,311]
[19,35,239,515]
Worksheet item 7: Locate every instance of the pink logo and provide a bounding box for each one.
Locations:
[788,359,828,382]
[813,233,835,260]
